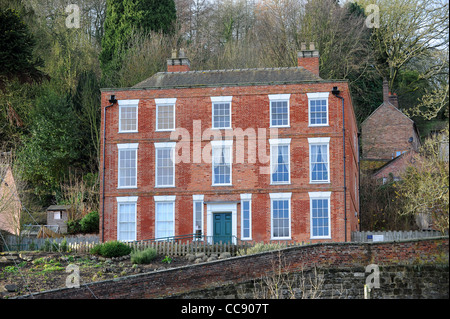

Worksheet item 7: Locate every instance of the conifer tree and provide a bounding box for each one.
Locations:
[99,0,176,85]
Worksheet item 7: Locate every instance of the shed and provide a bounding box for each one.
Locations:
[46,205,71,234]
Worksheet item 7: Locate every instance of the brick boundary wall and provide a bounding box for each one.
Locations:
[17,237,448,299]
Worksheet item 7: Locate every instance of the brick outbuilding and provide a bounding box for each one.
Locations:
[100,44,359,244]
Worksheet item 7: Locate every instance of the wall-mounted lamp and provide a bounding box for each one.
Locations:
[108,95,117,104]
[331,86,340,96]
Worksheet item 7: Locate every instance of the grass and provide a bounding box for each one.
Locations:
[131,248,157,264]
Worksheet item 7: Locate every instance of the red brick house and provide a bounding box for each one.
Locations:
[360,79,421,180]
[99,44,360,244]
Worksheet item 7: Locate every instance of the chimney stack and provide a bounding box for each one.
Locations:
[389,92,398,108]
[167,48,190,72]
[383,79,399,108]
[382,78,389,103]
[297,42,320,76]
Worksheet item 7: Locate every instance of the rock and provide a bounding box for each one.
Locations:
[219,252,231,259]
[195,252,205,259]
[207,256,217,262]
[5,255,18,261]
[4,284,18,292]
[187,254,196,262]
[19,254,33,262]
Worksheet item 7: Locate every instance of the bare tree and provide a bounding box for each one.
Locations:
[251,251,325,299]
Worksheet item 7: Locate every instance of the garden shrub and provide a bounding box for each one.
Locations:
[60,238,68,252]
[67,219,81,234]
[237,242,285,256]
[90,241,131,258]
[80,211,99,233]
[131,248,157,264]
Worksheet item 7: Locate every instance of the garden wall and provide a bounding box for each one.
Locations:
[17,237,449,299]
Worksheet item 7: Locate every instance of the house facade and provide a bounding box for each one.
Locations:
[360,79,421,181]
[361,80,420,162]
[0,164,21,236]
[100,44,360,244]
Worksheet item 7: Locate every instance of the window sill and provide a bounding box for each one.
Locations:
[270,182,291,185]
[117,186,138,189]
[308,124,329,127]
[270,237,292,241]
[212,184,233,187]
[309,181,330,184]
[310,236,331,240]
[270,125,290,129]
[155,129,176,132]
[118,131,139,134]
[154,185,176,188]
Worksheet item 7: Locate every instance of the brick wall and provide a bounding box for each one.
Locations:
[100,81,359,243]
[20,237,448,299]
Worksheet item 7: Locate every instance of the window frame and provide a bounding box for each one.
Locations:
[307,92,329,127]
[211,96,232,129]
[308,192,332,239]
[193,195,204,241]
[269,94,291,128]
[308,137,330,184]
[117,143,138,189]
[154,195,176,240]
[118,99,139,133]
[240,193,252,241]
[155,98,176,132]
[116,196,138,242]
[269,138,291,185]
[211,140,233,186]
[270,192,292,240]
[154,142,176,188]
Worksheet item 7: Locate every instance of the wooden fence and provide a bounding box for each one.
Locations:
[1,234,99,253]
[125,240,252,257]
[351,230,446,242]
[1,234,304,257]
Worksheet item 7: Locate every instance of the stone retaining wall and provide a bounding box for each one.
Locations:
[17,237,449,299]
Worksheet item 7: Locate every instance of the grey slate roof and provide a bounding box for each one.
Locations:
[132,66,324,89]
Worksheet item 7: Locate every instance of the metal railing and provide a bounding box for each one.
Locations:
[137,233,242,245]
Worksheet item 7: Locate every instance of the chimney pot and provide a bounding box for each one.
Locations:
[167,48,190,72]
[297,42,320,77]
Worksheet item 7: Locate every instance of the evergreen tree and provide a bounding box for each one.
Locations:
[0,7,44,85]
[99,0,176,85]
[17,86,82,198]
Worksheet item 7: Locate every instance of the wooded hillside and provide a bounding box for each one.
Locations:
[0,0,448,226]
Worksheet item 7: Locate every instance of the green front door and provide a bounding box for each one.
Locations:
[213,213,232,244]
